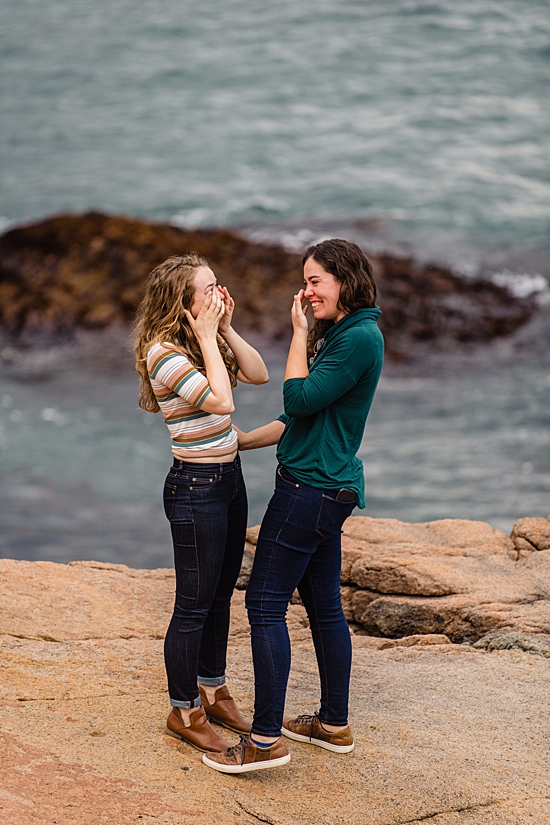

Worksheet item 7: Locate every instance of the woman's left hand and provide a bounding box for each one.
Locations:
[217,286,234,335]
[291,289,309,333]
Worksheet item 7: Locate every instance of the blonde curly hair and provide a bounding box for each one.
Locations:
[134,254,237,413]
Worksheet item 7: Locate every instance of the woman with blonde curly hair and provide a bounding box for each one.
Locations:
[134,253,268,753]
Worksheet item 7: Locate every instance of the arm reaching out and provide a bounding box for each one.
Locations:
[233,420,285,450]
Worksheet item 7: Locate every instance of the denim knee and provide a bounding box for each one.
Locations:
[172,603,210,632]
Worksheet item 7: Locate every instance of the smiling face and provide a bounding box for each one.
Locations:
[189,266,218,318]
[303,256,346,322]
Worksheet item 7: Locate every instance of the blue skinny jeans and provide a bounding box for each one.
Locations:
[163,455,247,707]
[246,465,355,737]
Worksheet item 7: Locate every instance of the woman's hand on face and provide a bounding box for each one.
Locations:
[217,286,234,335]
[183,289,225,341]
[291,289,309,333]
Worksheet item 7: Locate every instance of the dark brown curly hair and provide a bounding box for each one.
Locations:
[302,238,377,359]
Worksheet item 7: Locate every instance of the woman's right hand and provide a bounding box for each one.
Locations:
[183,289,225,341]
[291,289,309,333]
[233,420,285,450]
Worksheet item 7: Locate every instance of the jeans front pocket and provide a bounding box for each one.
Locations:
[316,494,355,538]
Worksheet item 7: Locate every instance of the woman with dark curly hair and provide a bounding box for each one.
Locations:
[203,238,384,774]
[134,253,268,754]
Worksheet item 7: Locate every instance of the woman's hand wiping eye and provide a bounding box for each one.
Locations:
[217,286,234,335]
[183,289,225,341]
[291,289,309,333]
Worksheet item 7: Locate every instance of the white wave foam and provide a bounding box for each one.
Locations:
[491,271,549,301]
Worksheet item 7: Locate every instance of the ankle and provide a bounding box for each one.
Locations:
[320,721,347,733]
[199,684,221,705]
[176,706,197,727]
[251,733,279,746]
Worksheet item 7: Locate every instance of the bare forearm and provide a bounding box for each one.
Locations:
[220,327,269,384]
[284,329,309,381]
[234,420,285,450]
[199,336,234,412]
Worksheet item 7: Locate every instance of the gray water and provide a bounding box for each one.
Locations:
[1,0,549,269]
[1,347,549,567]
[1,0,550,567]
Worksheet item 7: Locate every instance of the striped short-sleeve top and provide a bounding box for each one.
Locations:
[147,342,238,459]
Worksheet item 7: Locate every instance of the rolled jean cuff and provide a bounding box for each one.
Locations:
[170,695,201,709]
[197,674,226,687]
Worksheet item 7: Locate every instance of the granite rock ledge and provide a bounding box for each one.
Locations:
[1,518,549,824]
[241,515,550,644]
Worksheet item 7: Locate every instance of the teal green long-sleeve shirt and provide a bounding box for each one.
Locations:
[276,307,384,508]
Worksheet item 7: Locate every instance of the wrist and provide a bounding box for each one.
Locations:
[196,331,219,347]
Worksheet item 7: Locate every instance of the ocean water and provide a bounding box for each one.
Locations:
[1,0,549,270]
[1,0,549,567]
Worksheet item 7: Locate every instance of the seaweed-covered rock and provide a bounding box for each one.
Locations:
[0,212,299,343]
[0,211,534,357]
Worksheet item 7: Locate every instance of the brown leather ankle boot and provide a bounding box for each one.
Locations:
[165,706,231,752]
[199,685,252,734]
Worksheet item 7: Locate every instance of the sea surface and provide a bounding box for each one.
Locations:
[1,0,549,273]
[1,0,549,567]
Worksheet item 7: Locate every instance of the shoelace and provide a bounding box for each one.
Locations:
[294,713,318,725]
[224,735,250,765]
[294,712,319,739]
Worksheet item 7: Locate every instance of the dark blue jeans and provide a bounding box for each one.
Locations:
[163,455,247,706]
[246,465,355,737]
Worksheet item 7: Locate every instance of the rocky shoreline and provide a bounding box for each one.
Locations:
[1,214,549,822]
[239,515,550,646]
[0,211,536,360]
[1,514,549,824]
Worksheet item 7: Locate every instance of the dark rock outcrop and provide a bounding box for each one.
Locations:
[0,212,299,344]
[0,211,534,357]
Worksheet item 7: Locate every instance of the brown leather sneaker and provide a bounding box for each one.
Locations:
[199,684,252,734]
[202,735,291,774]
[282,712,354,753]
[165,706,231,752]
